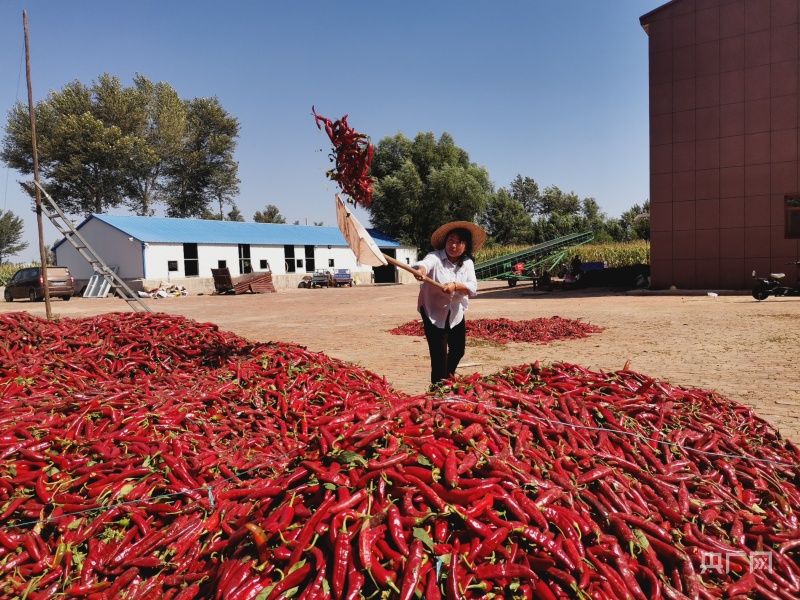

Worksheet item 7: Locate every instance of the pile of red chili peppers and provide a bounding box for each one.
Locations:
[388,316,604,345]
[313,106,375,208]
[1,312,799,599]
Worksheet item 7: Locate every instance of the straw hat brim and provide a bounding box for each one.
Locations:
[430,221,487,252]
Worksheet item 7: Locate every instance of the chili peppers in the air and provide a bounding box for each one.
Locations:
[313,106,375,208]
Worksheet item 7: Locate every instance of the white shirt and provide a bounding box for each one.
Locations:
[414,249,478,328]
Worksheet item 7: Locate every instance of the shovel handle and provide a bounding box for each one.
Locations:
[383,255,445,290]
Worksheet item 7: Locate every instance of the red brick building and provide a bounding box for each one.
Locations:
[640,0,800,289]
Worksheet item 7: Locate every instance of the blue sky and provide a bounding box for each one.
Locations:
[1,1,664,263]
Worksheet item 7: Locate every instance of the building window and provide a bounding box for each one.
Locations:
[787,196,800,238]
[218,260,227,269]
[328,259,334,267]
[260,259,269,270]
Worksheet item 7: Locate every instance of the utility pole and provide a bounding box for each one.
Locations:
[23,10,52,319]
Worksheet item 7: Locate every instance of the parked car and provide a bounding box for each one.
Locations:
[3,266,75,302]
[310,269,334,288]
[332,269,353,287]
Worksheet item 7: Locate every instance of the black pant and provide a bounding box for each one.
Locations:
[421,310,466,384]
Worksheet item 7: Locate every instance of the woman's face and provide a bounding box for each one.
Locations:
[444,232,467,261]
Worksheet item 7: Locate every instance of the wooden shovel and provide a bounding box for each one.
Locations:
[335,194,445,289]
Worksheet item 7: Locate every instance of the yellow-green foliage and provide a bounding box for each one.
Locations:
[565,241,650,268]
[475,241,649,269]
[0,262,39,287]
[474,245,531,264]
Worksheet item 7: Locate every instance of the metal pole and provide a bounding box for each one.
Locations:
[23,10,52,319]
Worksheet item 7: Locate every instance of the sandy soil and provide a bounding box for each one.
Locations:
[3,281,799,443]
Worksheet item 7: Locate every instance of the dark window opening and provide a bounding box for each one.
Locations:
[328,259,335,268]
[183,243,199,277]
[786,196,800,238]
[260,259,269,270]
[284,245,296,273]
[296,259,303,269]
[304,245,315,273]
[218,260,227,269]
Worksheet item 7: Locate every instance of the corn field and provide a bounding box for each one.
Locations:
[474,241,650,270]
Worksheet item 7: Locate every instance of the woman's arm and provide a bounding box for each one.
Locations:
[461,260,478,297]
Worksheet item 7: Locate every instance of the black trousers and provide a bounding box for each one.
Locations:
[421,310,466,384]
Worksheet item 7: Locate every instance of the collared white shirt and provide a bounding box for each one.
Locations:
[414,249,478,328]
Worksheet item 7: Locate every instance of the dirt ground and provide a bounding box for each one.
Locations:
[3,281,799,443]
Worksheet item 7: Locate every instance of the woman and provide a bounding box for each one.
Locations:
[413,221,486,385]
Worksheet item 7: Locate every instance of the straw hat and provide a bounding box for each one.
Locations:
[431,221,487,252]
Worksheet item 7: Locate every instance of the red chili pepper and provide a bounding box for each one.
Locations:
[398,538,425,600]
[387,503,410,556]
[106,566,139,598]
[403,473,447,513]
[287,492,335,567]
[245,523,270,564]
[517,526,577,571]
[66,581,112,597]
[425,566,443,600]
[474,562,537,582]
[330,488,368,514]
[446,540,461,600]
[266,561,311,600]
[443,448,459,488]
[332,530,351,600]
[474,526,509,560]
[344,567,365,600]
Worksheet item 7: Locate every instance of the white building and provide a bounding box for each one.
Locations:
[53,215,418,293]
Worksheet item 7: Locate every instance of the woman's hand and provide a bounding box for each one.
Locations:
[414,266,427,281]
[442,282,459,295]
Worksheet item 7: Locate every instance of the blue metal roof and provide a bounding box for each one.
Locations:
[73,214,402,248]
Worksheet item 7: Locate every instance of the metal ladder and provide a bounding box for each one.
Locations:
[31,181,152,313]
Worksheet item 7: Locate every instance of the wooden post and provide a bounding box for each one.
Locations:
[23,10,52,319]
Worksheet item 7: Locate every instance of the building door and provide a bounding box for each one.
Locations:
[284,245,296,273]
[183,243,199,277]
[238,244,252,274]
[304,245,315,273]
[373,248,397,284]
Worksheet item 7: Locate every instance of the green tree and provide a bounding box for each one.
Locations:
[1,74,238,220]
[204,203,245,221]
[368,132,492,253]
[480,189,534,245]
[164,97,240,218]
[253,204,287,224]
[539,185,581,216]
[0,210,28,264]
[226,204,245,222]
[116,75,187,217]
[509,175,541,216]
[3,80,130,215]
[575,197,617,242]
[619,200,650,241]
